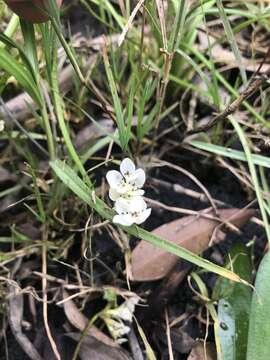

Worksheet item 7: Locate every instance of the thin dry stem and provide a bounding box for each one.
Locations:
[42,226,61,360]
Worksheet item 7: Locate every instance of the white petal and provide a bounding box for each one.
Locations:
[132,189,145,197]
[134,208,151,224]
[115,196,146,214]
[115,198,131,214]
[107,318,130,337]
[109,188,120,201]
[115,307,133,322]
[113,214,133,226]
[130,196,147,212]
[133,169,145,188]
[106,170,123,188]
[120,158,136,178]
[126,297,139,312]
[120,213,135,226]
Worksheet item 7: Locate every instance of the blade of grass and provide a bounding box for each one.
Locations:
[229,115,270,243]
[0,13,19,49]
[19,20,39,74]
[134,318,157,360]
[182,43,267,126]
[103,46,129,150]
[216,0,247,84]
[45,23,88,179]
[118,0,145,46]
[189,140,270,168]
[0,47,42,105]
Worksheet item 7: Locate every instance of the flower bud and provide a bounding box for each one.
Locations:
[4,0,62,23]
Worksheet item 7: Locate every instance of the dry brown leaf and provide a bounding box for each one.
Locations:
[198,30,269,73]
[187,342,216,360]
[131,208,254,281]
[0,167,17,182]
[8,284,43,360]
[62,291,119,348]
[67,333,132,360]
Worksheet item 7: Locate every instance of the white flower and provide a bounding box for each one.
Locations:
[106,158,145,201]
[107,297,139,322]
[105,318,130,342]
[0,120,4,132]
[102,296,139,343]
[106,158,151,226]
[113,196,151,226]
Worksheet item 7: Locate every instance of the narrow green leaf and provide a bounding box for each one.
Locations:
[229,116,270,244]
[134,318,157,360]
[0,33,36,80]
[0,47,41,105]
[103,48,128,150]
[216,0,247,84]
[190,140,270,169]
[20,20,39,74]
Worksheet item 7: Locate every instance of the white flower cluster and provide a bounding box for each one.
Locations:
[101,296,139,343]
[106,158,151,226]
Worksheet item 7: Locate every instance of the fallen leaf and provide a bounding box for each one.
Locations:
[198,30,269,74]
[8,284,43,360]
[131,208,254,281]
[0,167,17,182]
[62,291,118,348]
[67,333,132,360]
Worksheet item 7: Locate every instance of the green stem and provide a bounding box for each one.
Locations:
[229,116,270,244]
[41,100,56,160]
[19,19,56,160]
[50,17,85,85]
[50,39,88,178]
[71,311,101,360]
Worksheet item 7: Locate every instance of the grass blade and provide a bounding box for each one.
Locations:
[0,47,41,105]
[189,140,270,169]
[216,0,247,84]
[103,46,129,150]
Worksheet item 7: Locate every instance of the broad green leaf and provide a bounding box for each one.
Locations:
[217,300,236,360]
[247,251,270,360]
[50,159,246,283]
[214,244,252,360]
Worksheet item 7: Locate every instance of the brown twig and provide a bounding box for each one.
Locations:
[152,158,218,214]
[188,45,270,134]
[42,226,61,360]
